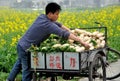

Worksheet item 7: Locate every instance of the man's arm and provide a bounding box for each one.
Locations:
[61,25,77,35]
[61,25,90,49]
[61,25,71,32]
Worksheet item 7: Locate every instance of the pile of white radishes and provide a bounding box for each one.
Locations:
[51,28,106,52]
[29,28,106,53]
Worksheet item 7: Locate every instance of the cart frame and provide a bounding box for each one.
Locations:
[30,27,108,81]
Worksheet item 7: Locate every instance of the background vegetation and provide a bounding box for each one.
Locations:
[0,5,120,80]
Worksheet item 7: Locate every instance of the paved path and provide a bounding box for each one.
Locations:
[78,59,120,81]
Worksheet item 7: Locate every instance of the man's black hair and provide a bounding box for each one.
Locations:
[45,2,61,15]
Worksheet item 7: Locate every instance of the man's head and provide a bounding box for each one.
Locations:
[45,2,61,21]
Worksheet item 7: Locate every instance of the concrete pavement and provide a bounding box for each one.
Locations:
[78,59,120,81]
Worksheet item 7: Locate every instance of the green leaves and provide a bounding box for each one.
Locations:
[90,39,97,46]
[28,34,76,53]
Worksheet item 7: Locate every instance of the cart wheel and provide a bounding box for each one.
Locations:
[106,47,120,80]
[45,76,57,81]
[62,73,74,80]
[38,72,43,81]
[49,76,57,81]
[45,73,57,81]
[32,72,37,81]
[89,54,106,81]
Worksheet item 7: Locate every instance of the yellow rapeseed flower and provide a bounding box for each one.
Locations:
[10,37,17,46]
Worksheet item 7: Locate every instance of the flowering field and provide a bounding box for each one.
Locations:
[0,6,120,74]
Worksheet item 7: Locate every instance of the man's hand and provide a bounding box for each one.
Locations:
[68,33,90,49]
[81,42,90,49]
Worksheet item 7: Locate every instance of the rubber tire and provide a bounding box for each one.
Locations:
[32,72,37,81]
[89,54,106,81]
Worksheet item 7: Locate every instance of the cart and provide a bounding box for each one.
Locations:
[30,27,120,81]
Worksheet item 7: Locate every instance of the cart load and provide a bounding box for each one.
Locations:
[28,28,106,53]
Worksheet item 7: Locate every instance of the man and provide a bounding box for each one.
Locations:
[7,2,89,81]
